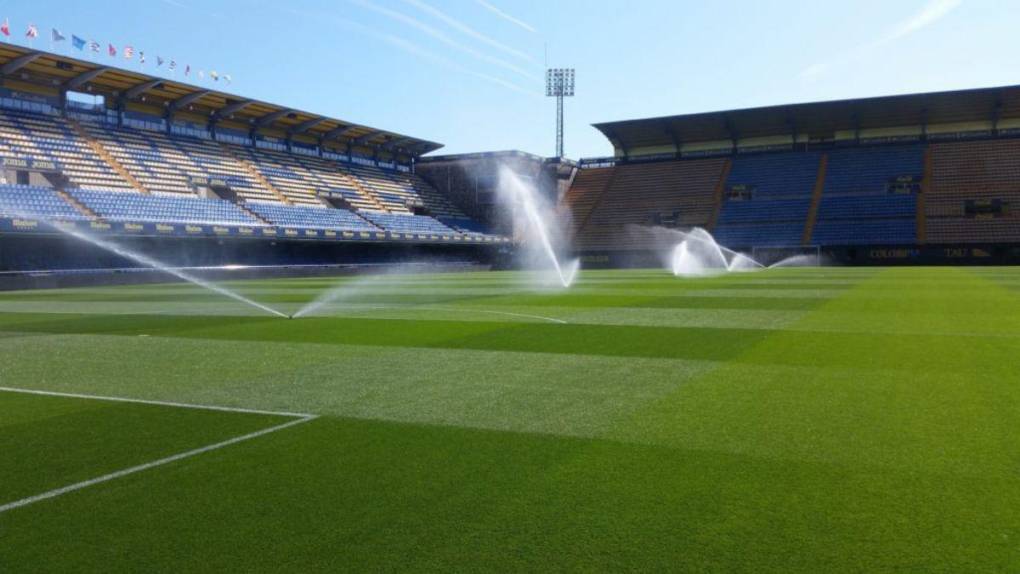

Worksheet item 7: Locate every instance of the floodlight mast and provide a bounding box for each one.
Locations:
[546,68,574,158]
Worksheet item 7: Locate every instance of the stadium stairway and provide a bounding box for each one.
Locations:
[219,143,294,206]
[801,153,829,244]
[236,203,272,225]
[68,119,149,195]
[918,146,931,244]
[341,170,388,212]
[55,189,97,220]
[568,166,618,240]
[706,158,733,231]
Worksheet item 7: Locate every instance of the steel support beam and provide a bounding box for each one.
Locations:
[255,108,293,127]
[217,99,256,118]
[288,117,327,135]
[124,79,163,100]
[64,66,111,90]
[168,90,212,113]
[1,52,43,76]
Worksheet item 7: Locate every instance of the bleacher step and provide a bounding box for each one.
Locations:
[68,119,149,195]
[707,158,733,231]
[801,153,829,245]
[917,146,931,244]
[219,143,293,206]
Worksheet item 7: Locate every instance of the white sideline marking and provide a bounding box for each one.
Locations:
[308,304,569,325]
[428,306,569,325]
[0,386,314,418]
[0,415,317,514]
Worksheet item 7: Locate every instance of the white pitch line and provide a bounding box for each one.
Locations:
[0,386,314,418]
[428,306,568,324]
[302,304,568,324]
[0,414,317,514]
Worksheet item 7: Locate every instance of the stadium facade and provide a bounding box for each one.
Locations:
[0,41,507,279]
[4,39,1020,274]
[565,84,1020,266]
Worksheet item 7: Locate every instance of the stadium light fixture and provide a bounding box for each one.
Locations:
[545,68,575,158]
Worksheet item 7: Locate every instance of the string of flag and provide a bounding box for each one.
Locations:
[1,18,233,85]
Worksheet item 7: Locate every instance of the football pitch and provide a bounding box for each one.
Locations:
[1,267,1018,572]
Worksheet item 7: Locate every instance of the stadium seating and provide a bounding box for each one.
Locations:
[244,201,378,231]
[928,140,1020,243]
[713,152,821,248]
[0,184,88,221]
[81,123,272,201]
[561,166,614,238]
[229,145,372,208]
[359,211,457,235]
[402,171,467,219]
[0,110,132,191]
[810,145,923,245]
[0,104,490,239]
[437,216,491,235]
[347,164,420,212]
[574,158,727,249]
[68,188,262,226]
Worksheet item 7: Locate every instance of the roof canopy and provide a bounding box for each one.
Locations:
[0,41,442,157]
[593,84,1020,153]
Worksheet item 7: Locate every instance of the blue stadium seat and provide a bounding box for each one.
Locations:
[244,202,379,232]
[0,184,87,221]
[68,189,261,226]
[359,211,458,235]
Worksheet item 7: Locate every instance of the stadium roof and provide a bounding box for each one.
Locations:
[593,84,1020,153]
[0,41,442,157]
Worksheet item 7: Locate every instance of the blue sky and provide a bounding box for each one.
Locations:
[3,0,1015,158]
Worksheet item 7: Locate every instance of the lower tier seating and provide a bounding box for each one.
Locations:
[359,211,457,235]
[0,184,87,221]
[244,202,378,232]
[68,189,261,226]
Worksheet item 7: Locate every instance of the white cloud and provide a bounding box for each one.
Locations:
[799,0,964,80]
[475,0,537,34]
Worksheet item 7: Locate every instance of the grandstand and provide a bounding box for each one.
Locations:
[564,83,1020,264]
[0,41,502,271]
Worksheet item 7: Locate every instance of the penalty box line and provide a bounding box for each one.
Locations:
[0,386,315,418]
[0,386,318,515]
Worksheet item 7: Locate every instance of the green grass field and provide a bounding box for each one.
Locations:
[1,267,1018,572]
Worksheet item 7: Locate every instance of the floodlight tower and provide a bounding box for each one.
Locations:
[546,68,574,158]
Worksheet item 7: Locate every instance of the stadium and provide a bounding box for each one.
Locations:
[2,3,1020,572]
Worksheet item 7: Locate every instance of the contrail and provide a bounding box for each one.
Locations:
[304,10,539,97]
[401,0,535,63]
[475,0,537,34]
[800,0,963,80]
[351,0,539,81]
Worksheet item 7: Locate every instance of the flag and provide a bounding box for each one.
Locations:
[25,24,37,39]
[157,56,164,67]
[139,51,145,64]
[108,43,116,57]
[51,28,65,42]
[197,70,203,80]
[223,74,232,84]
[210,70,219,81]
[123,46,134,59]
[89,39,100,52]
[72,35,85,50]
[169,60,176,71]
[1,19,9,37]
[185,64,190,76]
